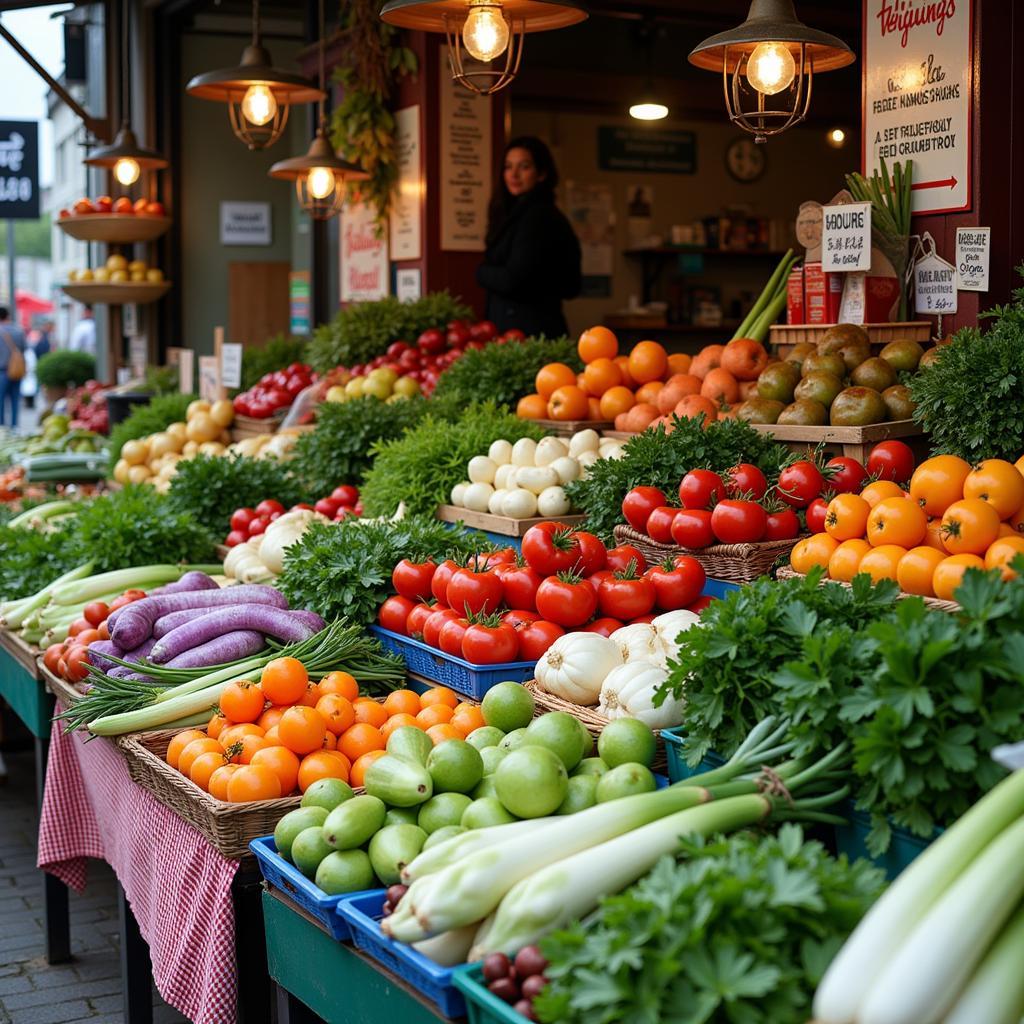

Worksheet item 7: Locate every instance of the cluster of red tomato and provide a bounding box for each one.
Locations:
[224,489,361,546]
[59,196,166,218]
[377,524,709,666]
[622,441,917,548]
[67,382,109,435]
[232,363,317,419]
[42,588,147,685]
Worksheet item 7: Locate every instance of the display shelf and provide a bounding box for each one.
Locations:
[61,281,171,305]
[436,504,586,537]
[56,213,172,244]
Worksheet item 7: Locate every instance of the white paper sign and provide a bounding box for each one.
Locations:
[220,202,272,246]
[863,0,973,215]
[390,106,422,261]
[221,342,243,389]
[914,252,958,314]
[838,273,867,324]
[955,227,990,291]
[340,201,389,302]
[396,268,422,302]
[198,356,220,402]
[128,337,148,377]
[821,202,872,272]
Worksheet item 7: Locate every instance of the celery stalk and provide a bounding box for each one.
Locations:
[733,249,794,340]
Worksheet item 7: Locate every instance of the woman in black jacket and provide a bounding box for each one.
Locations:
[476,136,582,338]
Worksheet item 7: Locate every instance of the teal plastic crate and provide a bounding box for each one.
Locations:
[453,964,530,1024]
[834,802,941,880]
[0,642,51,739]
[660,726,725,783]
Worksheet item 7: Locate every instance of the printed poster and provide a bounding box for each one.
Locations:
[340,200,389,303]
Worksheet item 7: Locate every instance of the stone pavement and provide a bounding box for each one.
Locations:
[0,747,187,1024]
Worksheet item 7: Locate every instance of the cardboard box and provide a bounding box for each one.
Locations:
[786,265,805,325]
[804,262,828,324]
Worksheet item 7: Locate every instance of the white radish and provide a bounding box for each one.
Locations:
[450,481,470,507]
[515,466,559,495]
[468,455,497,484]
[462,482,494,512]
[568,429,600,456]
[488,488,509,515]
[494,463,515,490]
[534,436,568,467]
[488,439,513,465]
[549,456,580,485]
[511,438,537,466]
[537,485,571,517]
[501,488,538,519]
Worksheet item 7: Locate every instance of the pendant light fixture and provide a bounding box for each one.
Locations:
[379,0,588,96]
[629,21,668,122]
[269,0,368,219]
[689,0,854,143]
[85,0,167,184]
[186,0,325,150]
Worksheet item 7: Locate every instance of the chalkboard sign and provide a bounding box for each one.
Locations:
[597,127,696,174]
[0,120,39,220]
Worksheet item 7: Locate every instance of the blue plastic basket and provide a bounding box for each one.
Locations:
[337,891,470,1018]
[833,802,941,880]
[249,836,379,941]
[660,726,726,783]
[702,577,741,600]
[370,626,535,699]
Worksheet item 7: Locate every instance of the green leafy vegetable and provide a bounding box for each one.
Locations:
[108,393,196,469]
[432,336,582,408]
[0,520,80,600]
[535,825,885,1024]
[276,516,492,627]
[566,416,790,543]
[36,350,96,389]
[360,402,546,517]
[241,335,310,390]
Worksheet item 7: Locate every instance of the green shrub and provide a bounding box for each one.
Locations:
[36,351,95,389]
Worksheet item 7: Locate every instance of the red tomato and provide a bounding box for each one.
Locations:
[503,329,526,342]
[521,523,582,577]
[588,569,615,592]
[438,617,469,656]
[597,567,656,620]
[500,564,543,611]
[670,508,715,549]
[423,607,458,648]
[535,575,598,628]
[255,499,285,518]
[764,507,801,541]
[108,594,134,612]
[711,500,767,543]
[805,498,830,534]
[418,328,446,354]
[621,487,667,533]
[688,596,715,615]
[378,595,416,635]
[646,557,705,610]
[501,609,540,629]
[725,463,768,500]
[314,497,341,518]
[247,517,270,538]
[446,566,503,617]
[514,619,564,660]
[64,645,90,683]
[678,470,726,510]
[462,622,519,664]
[331,485,359,506]
[645,506,680,544]
[825,456,868,494]
[482,547,517,567]
[431,559,462,606]
[225,530,248,547]
[606,544,646,574]
[43,643,64,675]
[405,602,435,638]
[570,531,607,576]
[867,441,915,484]
[122,590,147,603]
[776,461,825,508]
[392,559,437,602]
[583,617,624,637]
[68,618,92,637]
[83,601,109,628]
[230,507,257,532]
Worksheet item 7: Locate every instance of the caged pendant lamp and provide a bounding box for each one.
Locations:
[689,0,854,143]
[268,0,368,219]
[186,0,325,150]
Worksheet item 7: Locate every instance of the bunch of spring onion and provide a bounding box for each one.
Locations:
[383,718,851,960]
[1,563,222,646]
[60,618,405,736]
[732,248,800,343]
[6,498,78,530]
[814,769,1024,1024]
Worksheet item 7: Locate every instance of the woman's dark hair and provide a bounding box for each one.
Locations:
[486,136,559,245]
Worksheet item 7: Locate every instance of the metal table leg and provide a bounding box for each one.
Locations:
[118,883,153,1024]
[274,983,322,1024]
[34,733,70,964]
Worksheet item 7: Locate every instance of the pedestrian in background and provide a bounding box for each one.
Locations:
[0,306,27,428]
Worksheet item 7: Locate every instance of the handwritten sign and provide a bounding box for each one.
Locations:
[955,227,990,291]
[390,106,422,261]
[0,120,39,220]
[396,268,422,302]
[440,64,491,252]
[340,200,388,302]
[221,342,243,389]
[821,202,872,272]
[914,251,958,314]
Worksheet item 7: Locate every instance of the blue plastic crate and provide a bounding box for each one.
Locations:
[337,890,470,1018]
[702,577,740,600]
[249,836,379,941]
[370,626,535,699]
[660,726,726,783]
[440,520,523,553]
[833,802,941,880]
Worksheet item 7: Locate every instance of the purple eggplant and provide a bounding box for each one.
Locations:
[289,610,326,632]
[86,640,122,672]
[162,630,266,669]
[150,571,220,596]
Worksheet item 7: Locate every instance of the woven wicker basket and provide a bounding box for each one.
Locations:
[524,680,669,775]
[614,524,800,584]
[775,566,961,613]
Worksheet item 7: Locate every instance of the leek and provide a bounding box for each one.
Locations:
[412,924,479,967]
[1,563,93,629]
[7,499,76,529]
[733,249,794,340]
[813,769,1024,1023]
[50,564,222,605]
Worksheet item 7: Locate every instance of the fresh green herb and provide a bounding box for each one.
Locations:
[167,454,309,535]
[36,350,96,389]
[241,335,310,390]
[360,402,546,517]
[566,416,791,543]
[276,516,492,627]
[306,292,471,373]
[0,520,80,600]
[432,336,582,408]
[535,825,886,1024]
[108,393,196,469]
[143,365,179,396]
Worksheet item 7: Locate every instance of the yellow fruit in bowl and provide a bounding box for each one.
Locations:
[77,268,94,282]
[93,268,111,283]
[128,260,147,274]
[146,268,165,283]
[210,399,234,427]
[120,438,149,466]
[67,269,78,282]
[109,269,129,283]
[106,254,128,272]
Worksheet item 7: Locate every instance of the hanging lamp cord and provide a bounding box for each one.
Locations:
[121,0,130,127]
[317,0,326,129]
[252,0,261,47]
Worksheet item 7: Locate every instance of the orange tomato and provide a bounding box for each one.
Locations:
[350,749,386,788]
[166,729,209,771]
[260,656,309,705]
[613,355,636,390]
[598,386,635,420]
[998,522,1018,538]
[858,544,907,583]
[983,535,1024,579]
[263,726,281,745]
[634,381,663,406]
[225,734,267,765]
[451,704,486,737]
[297,750,351,792]
[278,706,327,756]
[940,498,1001,555]
[674,395,719,424]
[547,385,589,421]
[516,393,548,420]
[963,459,1024,519]
[381,712,421,740]
[827,538,872,582]
[321,730,338,750]
[421,686,459,709]
[206,714,229,741]
[208,763,241,801]
[866,497,927,549]
[656,375,701,414]
[189,750,229,791]
[382,689,421,717]
[689,345,724,380]
[257,706,287,732]
[909,455,972,517]
[861,480,905,508]
[226,763,282,802]
[316,694,356,735]
[299,682,322,708]
[587,397,603,420]
[426,724,463,746]
[353,698,389,728]
[582,358,622,397]
[417,704,455,728]
[666,352,692,376]
[825,494,871,542]
[790,534,839,574]
[220,679,265,724]
[338,722,386,762]
[178,738,224,779]
[896,546,946,596]
[536,362,578,400]
[250,745,301,795]
[628,341,668,384]
[220,723,265,747]
[700,368,739,406]
[923,517,947,552]
[319,671,359,702]
[933,554,985,601]
[720,338,769,381]
[578,326,618,363]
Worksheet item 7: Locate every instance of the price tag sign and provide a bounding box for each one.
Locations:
[914,251,958,314]
[955,227,990,291]
[198,356,220,402]
[821,202,872,272]
[221,342,243,389]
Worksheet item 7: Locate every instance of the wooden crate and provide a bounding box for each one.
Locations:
[532,417,613,437]
[769,321,933,358]
[747,419,929,463]
[436,504,585,537]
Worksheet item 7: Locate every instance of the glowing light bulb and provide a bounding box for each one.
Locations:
[746,41,796,96]
[630,102,669,121]
[241,84,277,126]
[307,166,336,201]
[828,128,846,147]
[462,1,509,62]
[113,157,140,186]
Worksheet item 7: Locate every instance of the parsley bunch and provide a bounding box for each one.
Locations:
[535,826,885,1024]
[0,520,81,600]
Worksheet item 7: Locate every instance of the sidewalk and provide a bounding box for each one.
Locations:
[0,747,186,1024]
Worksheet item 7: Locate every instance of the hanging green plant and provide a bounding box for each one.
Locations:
[330,0,417,227]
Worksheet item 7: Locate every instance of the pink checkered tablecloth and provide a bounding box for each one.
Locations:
[37,716,241,1024]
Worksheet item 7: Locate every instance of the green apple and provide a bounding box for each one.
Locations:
[344,377,365,398]
[326,385,348,403]
[369,367,399,388]
[393,376,421,398]
[361,376,392,400]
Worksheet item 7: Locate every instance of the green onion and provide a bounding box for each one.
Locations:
[50,564,222,605]
[1,562,93,629]
[7,500,77,529]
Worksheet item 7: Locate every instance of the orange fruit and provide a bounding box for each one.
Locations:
[827,538,871,582]
[189,750,229,792]
[381,712,421,740]
[260,657,309,705]
[316,694,356,735]
[338,722,386,762]
[220,679,265,724]
[933,553,985,601]
[825,494,871,542]
[923,517,947,552]
[166,729,208,770]
[627,341,668,384]
[263,725,281,745]
[353,698,389,728]
[226,763,282,802]
[298,682,323,708]
[700,368,739,406]
[598,386,635,420]
[382,689,421,717]
[516,393,547,420]
[297,750,351,792]
[250,745,301,795]
[416,704,455,728]
[220,723,265,747]
[674,395,719,424]
[536,362,578,400]
[790,534,839,574]
[178,737,224,779]
[257,706,287,732]
[582,357,622,397]
[690,345,725,380]
[426,724,463,746]
[963,459,1024,519]
[909,455,972,517]
[587,397,603,420]
[578,326,618,363]
[421,686,459,709]
[983,536,1024,579]
[547,385,589,421]
[940,498,1001,555]
[998,522,1018,538]
[451,704,486,737]
[278,706,328,756]
[861,480,905,508]
[224,733,267,765]
[896,546,946,596]
[866,497,927,549]
[613,355,636,389]
[634,381,663,406]
[207,713,229,740]
[321,730,338,750]
[666,352,692,375]
[208,763,241,801]
[720,338,769,381]
[350,749,386,788]
[858,544,907,583]
[656,375,701,414]
[319,671,359,702]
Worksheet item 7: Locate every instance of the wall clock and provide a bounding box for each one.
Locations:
[725,137,766,183]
